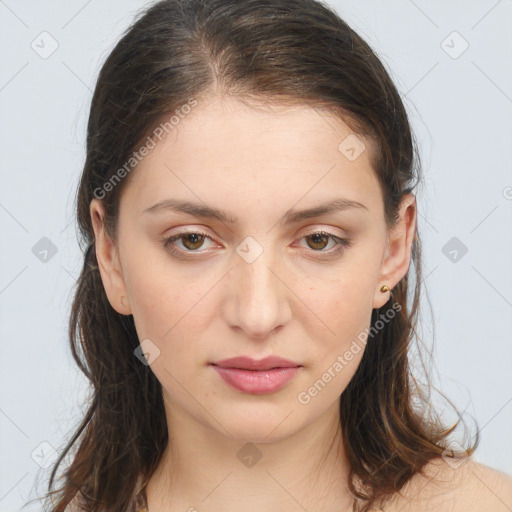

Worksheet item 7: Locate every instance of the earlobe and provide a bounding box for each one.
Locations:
[89,198,132,316]
[372,193,417,309]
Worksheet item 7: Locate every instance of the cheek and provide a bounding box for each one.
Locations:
[313,272,374,329]
[305,283,373,390]
[124,256,209,349]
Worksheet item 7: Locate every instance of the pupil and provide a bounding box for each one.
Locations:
[184,233,203,250]
[309,233,327,249]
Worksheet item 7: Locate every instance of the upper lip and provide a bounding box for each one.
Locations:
[211,356,301,370]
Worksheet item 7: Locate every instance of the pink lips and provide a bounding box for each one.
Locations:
[210,356,302,394]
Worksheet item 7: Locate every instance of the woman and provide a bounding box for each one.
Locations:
[41,0,512,511]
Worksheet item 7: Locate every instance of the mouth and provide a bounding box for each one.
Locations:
[211,364,301,370]
[210,355,302,371]
[209,357,303,394]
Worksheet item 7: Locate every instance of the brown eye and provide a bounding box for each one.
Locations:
[180,233,205,250]
[299,230,352,258]
[305,232,329,250]
[163,230,214,254]
[162,229,351,260]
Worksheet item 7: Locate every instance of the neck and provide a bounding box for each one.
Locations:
[145,392,354,512]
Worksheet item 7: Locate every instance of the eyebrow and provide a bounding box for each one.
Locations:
[143,197,368,225]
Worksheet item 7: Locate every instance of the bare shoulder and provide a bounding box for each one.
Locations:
[383,456,512,512]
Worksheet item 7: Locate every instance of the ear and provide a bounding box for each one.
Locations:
[89,198,132,315]
[372,193,417,309]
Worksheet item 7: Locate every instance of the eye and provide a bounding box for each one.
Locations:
[162,230,215,255]
[298,230,352,258]
[161,229,352,258]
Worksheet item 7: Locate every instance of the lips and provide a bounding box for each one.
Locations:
[210,355,301,371]
[210,356,303,394]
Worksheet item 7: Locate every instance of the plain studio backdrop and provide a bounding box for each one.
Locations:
[0,0,511,509]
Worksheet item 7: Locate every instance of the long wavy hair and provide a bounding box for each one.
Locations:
[34,0,478,510]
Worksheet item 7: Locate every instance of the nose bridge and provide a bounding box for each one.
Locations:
[231,237,290,338]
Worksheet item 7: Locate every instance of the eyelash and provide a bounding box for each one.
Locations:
[161,229,352,259]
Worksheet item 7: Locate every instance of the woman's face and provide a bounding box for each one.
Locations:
[91,95,416,442]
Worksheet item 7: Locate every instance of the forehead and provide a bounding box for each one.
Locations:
[121,96,382,218]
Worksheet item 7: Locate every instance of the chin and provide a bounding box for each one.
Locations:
[211,405,300,443]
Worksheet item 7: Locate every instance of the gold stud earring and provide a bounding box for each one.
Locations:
[380,284,390,293]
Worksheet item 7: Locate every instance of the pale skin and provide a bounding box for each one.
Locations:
[90,95,512,511]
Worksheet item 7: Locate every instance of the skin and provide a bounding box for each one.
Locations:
[89,95,511,511]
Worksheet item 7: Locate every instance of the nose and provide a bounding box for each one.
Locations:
[227,248,292,340]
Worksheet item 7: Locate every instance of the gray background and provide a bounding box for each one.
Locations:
[1,0,511,509]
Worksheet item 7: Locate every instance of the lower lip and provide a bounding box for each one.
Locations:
[211,365,301,394]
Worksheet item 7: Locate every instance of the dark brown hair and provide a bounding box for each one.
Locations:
[33,0,478,510]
